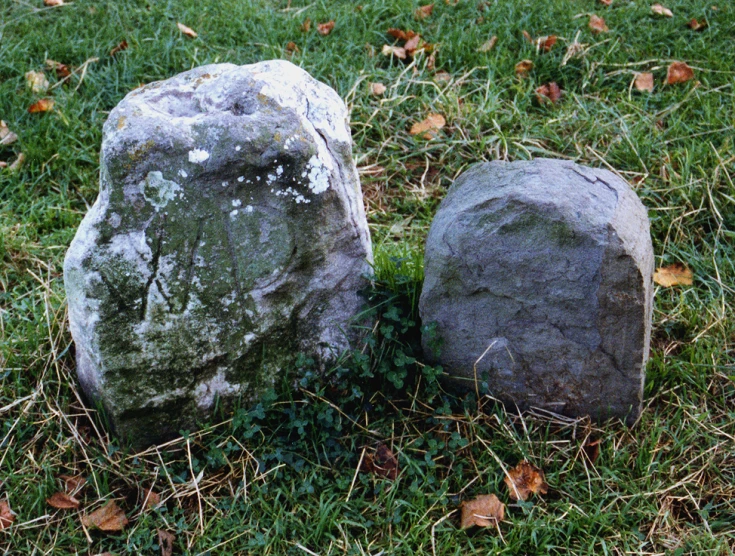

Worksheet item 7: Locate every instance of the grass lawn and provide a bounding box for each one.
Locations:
[1,0,734,554]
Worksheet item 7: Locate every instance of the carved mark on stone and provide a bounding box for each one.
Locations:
[140,215,165,320]
[222,212,243,299]
[182,219,205,310]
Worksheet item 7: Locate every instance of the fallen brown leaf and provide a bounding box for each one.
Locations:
[433,70,451,83]
[47,492,81,510]
[478,35,498,52]
[25,70,49,94]
[651,3,673,17]
[460,494,505,529]
[370,82,387,96]
[634,72,654,92]
[535,82,561,104]
[177,22,198,38]
[143,488,161,509]
[589,14,609,33]
[110,40,128,57]
[387,28,411,41]
[522,30,532,43]
[537,35,557,53]
[410,113,446,139]
[404,34,421,55]
[9,153,25,172]
[361,443,399,480]
[0,501,14,530]
[28,98,55,113]
[317,20,335,36]
[158,529,175,556]
[503,460,549,501]
[688,18,708,31]
[46,59,71,79]
[0,121,18,146]
[44,0,65,5]
[60,474,86,493]
[382,44,407,60]
[582,438,601,464]
[667,61,694,84]
[301,18,311,32]
[514,59,533,76]
[286,41,298,54]
[81,500,128,532]
[599,0,612,5]
[653,264,693,287]
[415,4,434,19]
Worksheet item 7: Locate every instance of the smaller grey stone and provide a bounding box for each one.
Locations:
[420,158,654,423]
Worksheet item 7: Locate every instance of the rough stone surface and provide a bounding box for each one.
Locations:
[420,158,653,423]
[64,60,372,446]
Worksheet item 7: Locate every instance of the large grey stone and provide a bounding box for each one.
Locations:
[420,158,653,423]
[64,60,372,445]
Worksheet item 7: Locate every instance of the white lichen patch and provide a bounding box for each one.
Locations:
[275,187,310,204]
[107,230,153,280]
[141,171,182,211]
[178,169,188,178]
[306,155,330,194]
[194,369,241,409]
[232,199,242,207]
[188,148,210,163]
[237,176,245,183]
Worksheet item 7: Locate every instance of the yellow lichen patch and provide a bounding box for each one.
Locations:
[117,116,127,130]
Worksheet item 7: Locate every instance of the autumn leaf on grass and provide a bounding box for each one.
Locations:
[651,4,673,17]
[537,35,557,53]
[582,438,601,464]
[415,4,434,19]
[634,72,654,92]
[0,121,18,146]
[143,488,161,509]
[46,59,71,79]
[382,44,407,60]
[688,18,707,31]
[478,36,497,52]
[667,62,694,84]
[504,460,549,501]
[110,41,128,57]
[370,82,386,96]
[60,474,86,493]
[599,0,612,5]
[317,21,335,36]
[460,494,505,529]
[0,501,14,530]
[535,82,562,104]
[47,492,81,510]
[28,98,55,113]
[653,264,693,287]
[158,529,175,556]
[387,28,418,41]
[362,443,399,480]
[286,41,299,55]
[8,153,25,172]
[410,113,445,139]
[589,14,609,33]
[301,18,311,32]
[81,500,128,532]
[25,71,49,94]
[177,22,198,38]
[514,59,533,77]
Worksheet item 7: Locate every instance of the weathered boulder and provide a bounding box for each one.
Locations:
[420,158,653,423]
[64,60,372,446]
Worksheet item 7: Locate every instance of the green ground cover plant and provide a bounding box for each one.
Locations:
[1,0,733,554]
